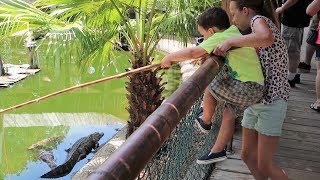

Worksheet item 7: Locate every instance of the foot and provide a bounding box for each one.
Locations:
[288,79,295,88]
[293,74,300,84]
[196,150,227,165]
[298,62,311,73]
[195,117,212,133]
[310,101,320,112]
[288,74,301,87]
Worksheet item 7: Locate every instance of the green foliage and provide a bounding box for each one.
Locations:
[0,0,221,66]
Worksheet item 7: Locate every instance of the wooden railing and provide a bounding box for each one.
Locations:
[88,56,224,180]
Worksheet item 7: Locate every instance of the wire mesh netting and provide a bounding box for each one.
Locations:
[138,96,225,180]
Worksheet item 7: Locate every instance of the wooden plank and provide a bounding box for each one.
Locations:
[229,146,320,174]
[283,168,320,180]
[284,109,320,121]
[24,68,40,74]
[290,82,316,92]
[275,156,320,173]
[281,130,320,143]
[0,83,10,87]
[284,116,320,128]
[0,74,27,83]
[228,138,320,162]
[288,96,316,103]
[278,138,320,152]
[215,159,251,174]
[276,147,320,162]
[210,169,254,180]
[214,162,320,180]
[0,64,41,87]
[282,123,320,135]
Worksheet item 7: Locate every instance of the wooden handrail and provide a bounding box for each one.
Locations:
[88,56,224,180]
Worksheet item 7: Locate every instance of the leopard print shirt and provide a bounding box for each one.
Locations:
[251,15,290,104]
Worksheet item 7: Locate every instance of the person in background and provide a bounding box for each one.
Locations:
[298,15,319,73]
[306,0,320,112]
[276,0,313,87]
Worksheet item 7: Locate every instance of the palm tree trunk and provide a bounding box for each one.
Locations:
[126,56,165,138]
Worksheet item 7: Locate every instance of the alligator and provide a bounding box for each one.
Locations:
[40,132,104,178]
[39,150,57,169]
[28,136,62,150]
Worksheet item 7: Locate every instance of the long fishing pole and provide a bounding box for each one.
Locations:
[0,63,161,114]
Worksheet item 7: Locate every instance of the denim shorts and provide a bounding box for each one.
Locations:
[281,25,304,61]
[241,99,287,136]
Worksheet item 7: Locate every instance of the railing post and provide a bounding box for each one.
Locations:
[88,56,224,180]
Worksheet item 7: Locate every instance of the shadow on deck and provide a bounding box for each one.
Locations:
[210,65,320,180]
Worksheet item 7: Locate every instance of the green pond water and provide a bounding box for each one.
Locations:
[0,37,178,179]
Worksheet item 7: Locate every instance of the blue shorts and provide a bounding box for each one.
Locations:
[241,99,287,136]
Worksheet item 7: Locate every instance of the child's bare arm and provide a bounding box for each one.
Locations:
[160,46,207,68]
[213,18,273,56]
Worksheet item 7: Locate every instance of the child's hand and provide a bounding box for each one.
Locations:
[213,41,231,57]
[160,56,173,68]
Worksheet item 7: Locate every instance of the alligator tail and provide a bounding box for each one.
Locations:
[40,161,75,178]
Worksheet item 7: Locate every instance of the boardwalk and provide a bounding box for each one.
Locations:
[210,63,320,180]
[0,64,40,87]
[73,38,320,179]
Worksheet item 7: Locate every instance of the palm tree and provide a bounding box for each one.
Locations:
[0,0,220,137]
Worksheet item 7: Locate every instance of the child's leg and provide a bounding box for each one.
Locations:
[210,107,235,153]
[257,134,288,180]
[244,99,288,179]
[242,128,267,180]
[202,87,218,124]
[196,107,235,164]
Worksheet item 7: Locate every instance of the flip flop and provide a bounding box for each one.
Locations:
[310,102,320,112]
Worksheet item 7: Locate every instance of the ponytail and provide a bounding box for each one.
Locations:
[261,0,280,28]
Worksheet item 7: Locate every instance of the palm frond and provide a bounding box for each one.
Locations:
[0,0,80,42]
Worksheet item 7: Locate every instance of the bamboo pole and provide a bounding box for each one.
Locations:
[88,56,224,180]
[0,63,161,114]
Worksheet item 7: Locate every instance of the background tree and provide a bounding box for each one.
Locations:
[0,0,220,137]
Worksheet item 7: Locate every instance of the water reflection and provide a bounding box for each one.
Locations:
[0,36,182,179]
[1,122,123,180]
[0,37,128,179]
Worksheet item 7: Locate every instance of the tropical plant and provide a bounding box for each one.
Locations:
[0,0,220,137]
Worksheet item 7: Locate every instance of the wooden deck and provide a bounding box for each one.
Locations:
[210,64,320,180]
[0,64,40,87]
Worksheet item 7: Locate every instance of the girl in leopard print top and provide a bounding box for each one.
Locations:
[214,0,290,179]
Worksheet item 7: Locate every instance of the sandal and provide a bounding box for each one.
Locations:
[310,102,320,112]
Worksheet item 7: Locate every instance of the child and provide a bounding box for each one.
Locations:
[160,7,265,164]
[214,0,290,179]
